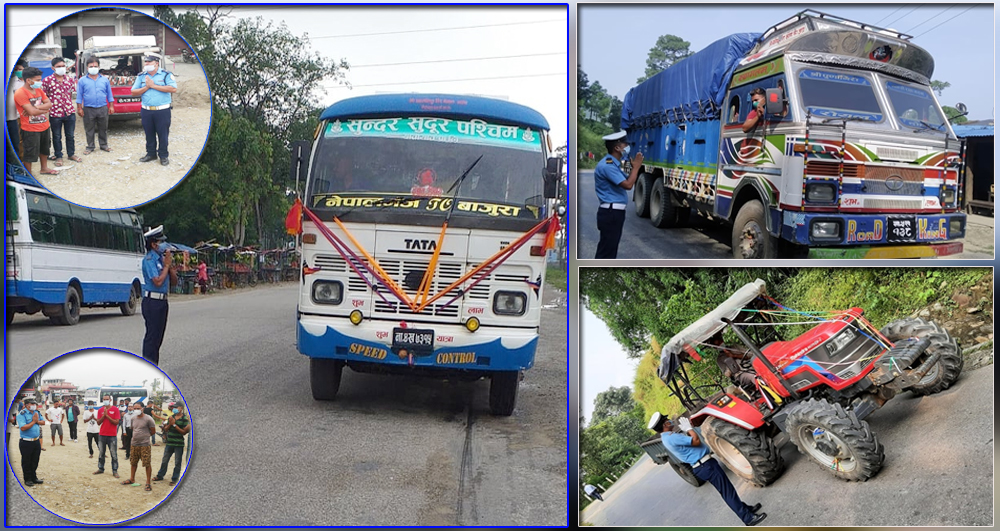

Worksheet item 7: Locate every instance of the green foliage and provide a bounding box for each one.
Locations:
[580,412,647,485]
[943,106,969,125]
[545,265,566,291]
[930,80,951,97]
[636,34,693,84]
[591,386,637,425]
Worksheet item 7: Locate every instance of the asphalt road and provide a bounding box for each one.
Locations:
[581,363,994,527]
[6,283,568,526]
[576,170,993,260]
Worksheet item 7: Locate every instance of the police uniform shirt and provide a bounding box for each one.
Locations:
[594,154,629,205]
[131,69,177,107]
[16,409,41,439]
[143,249,169,295]
[661,431,710,465]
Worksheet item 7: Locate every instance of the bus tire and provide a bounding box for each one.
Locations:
[6,307,13,325]
[53,285,82,326]
[732,200,777,259]
[634,173,654,218]
[120,284,139,316]
[650,178,678,228]
[310,358,344,401]
[489,371,519,416]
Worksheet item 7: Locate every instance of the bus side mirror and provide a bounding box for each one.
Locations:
[764,88,785,115]
[544,157,563,199]
[290,140,311,194]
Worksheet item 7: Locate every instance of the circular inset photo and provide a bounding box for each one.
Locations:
[7,348,192,524]
[6,7,211,209]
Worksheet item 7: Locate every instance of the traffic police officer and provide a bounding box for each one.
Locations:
[141,226,177,365]
[16,398,45,486]
[132,56,178,166]
[648,412,767,526]
[594,130,642,259]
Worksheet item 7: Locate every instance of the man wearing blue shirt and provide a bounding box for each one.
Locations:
[141,225,177,365]
[76,56,115,154]
[594,131,642,259]
[649,412,766,526]
[16,398,45,486]
[132,56,178,166]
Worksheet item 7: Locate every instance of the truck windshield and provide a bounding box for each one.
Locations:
[308,116,545,209]
[884,81,946,129]
[798,69,884,122]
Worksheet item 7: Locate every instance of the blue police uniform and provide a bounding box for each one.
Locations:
[141,246,170,365]
[662,430,759,525]
[16,407,43,485]
[594,153,629,259]
[132,67,177,162]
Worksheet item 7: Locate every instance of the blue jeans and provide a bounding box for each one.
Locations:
[156,444,184,481]
[49,113,77,159]
[140,107,171,158]
[97,434,118,473]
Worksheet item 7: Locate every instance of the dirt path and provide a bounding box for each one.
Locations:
[7,431,188,524]
[31,62,211,210]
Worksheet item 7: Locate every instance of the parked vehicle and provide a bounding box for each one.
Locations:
[75,35,168,121]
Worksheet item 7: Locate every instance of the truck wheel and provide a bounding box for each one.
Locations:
[52,285,82,326]
[879,317,962,395]
[732,200,777,259]
[489,371,519,416]
[668,456,705,487]
[119,284,139,316]
[702,417,784,486]
[649,178,678,228]
[785,398,884,481]
[634,173,654,218]
[310,359,344,401]
[6,307,13,325]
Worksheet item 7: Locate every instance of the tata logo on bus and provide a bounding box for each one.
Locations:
[404,239,437,250]
[845,219,883,243]
[918,218,947,240]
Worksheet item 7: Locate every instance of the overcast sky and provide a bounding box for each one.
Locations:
[580,3,995,121]
[7,5,568,148]
[27,349,176,394]
[580,306,639,425]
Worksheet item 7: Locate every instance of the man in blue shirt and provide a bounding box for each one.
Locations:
[132,56,178,166]
[649,412,766,526]
[594,131,642,259]
[75,56,115,154]
[141,225,177,365]
[16,398,45,486]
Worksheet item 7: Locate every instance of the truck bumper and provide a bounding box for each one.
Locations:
[807,242,963,259]
[782,211,965,257]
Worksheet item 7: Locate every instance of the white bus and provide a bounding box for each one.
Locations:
[6,166,145,325]
[290,93,563,416]
[83,386,149,406]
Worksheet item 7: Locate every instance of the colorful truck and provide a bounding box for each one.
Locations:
[622,10,967,258]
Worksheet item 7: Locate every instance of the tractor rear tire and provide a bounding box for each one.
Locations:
[880,317,962,396]
[702,417,784,487]
[785,398,884,482]
[668,456,705,487]
[634,173,654,218]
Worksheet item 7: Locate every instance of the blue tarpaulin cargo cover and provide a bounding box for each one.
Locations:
[622,33,761,130]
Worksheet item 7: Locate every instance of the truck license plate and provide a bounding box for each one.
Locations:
[886,216,915,243]
[392,327,434,354]
[116,97,139,103]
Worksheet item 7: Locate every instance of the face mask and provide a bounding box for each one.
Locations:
[30,82,42,89]
[14,71,23,79]
[145,64,156,73]
[88,67,99,76]
[103,400,110,406]
[753,100,761,108]
[55,67,66,76]
[172,408,180,415]
[28,405,36,411]
[621,144,631,158]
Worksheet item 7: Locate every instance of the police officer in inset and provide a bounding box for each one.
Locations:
[141,226,177,365]
[648,412,766,526]
[594,130,643,259]
[132,55,178,166]
[16,398,45,486]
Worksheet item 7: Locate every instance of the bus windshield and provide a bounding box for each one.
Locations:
[798,68,884,122]
[308,116,545,210]
[884,81,946,129]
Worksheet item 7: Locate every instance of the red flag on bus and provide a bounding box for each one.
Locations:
[285,197,303,235]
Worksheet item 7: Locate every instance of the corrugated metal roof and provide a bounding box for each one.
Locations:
[952,124,994,138]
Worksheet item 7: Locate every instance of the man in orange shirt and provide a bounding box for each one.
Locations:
[13,67,56,175]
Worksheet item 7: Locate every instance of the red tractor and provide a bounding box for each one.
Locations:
[655,279,962,486]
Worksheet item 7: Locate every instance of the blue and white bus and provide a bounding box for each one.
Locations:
[6,166,144,325]
[290,94,563,415]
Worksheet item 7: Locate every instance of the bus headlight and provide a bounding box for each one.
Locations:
[806,183,836,203]
[311,280,343,305]
[493,291,527,316]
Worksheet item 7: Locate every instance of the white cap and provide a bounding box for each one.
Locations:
[143,225,167,241]
[647,412,663,430]
[602,130,627,142]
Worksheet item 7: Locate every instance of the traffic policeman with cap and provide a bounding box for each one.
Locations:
[16,397,45,486]
[141,225,177,365]
[648,412,767,526]
[131,55,177,166]
[594,130,643,259]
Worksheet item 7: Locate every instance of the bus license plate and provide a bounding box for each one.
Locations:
[393,328,434,353]
[886,216,915,243]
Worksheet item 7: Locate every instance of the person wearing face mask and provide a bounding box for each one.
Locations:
[121,399,135,458]
[122,404,156,491]
[6,59,28,161]
[742,88,769,134]
[153,403,189,486]
[16,398,46,486]
[42,57,82,167]
[13,66,57,176]
[82,401,100,458]
[131,55,177,166]
[75,56,115,155]
[64,398,80,443]
[593,130,643,259]
[93,394,121,478]
[141,225,178,366]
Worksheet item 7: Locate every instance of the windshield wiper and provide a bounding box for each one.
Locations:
[443,155,485,222]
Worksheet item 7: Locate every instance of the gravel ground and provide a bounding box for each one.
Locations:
[31,62,211,210]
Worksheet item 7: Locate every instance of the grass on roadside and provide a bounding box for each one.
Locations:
[546,264,567,291]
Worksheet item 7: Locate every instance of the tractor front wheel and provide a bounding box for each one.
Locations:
[785,398,884,481]
[702,417,784,486]
[880,317,962,396]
